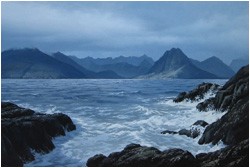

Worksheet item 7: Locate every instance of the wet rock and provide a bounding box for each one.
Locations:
[196,139,249,166]
[2,134,23,167]
[161,120,207,138]
[161,128,200,139]
[173,82,219,103]
[1,102,76,167]
[196,97,216,112]
[199,65,249,145]
[192,120,208,127]
[178,128,200,139]
[87,140,249,167]
[160,130,178,134]
[86,143,198,167]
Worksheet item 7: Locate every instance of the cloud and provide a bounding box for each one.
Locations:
[2,1,249,63]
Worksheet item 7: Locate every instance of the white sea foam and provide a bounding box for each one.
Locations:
[3,79,228,167]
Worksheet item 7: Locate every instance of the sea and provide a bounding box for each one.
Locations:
[1,79,228,166]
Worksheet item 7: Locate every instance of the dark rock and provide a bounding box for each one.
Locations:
[199,65,249,145]
[196,97,216,112]
[1,134,23,167]
[161,128,200,139]
[160,130,178,134]
[161,120,208,138]
[197,139,249,166]
[1,102,76,167]
[192,120,208,127]
[178,128,200,139]
[173,82,219,102]
[86,154,107,167]
[87,144,198,167]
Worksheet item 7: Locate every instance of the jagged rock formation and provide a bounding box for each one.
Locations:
[87,144,198,167]
[173,82,219,103]
[87,140,249,167]
[161,120,208,139]
[1,102,76,167]
[197,139,249,166]
[198,65,249,145]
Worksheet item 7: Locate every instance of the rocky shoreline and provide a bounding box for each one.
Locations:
[1,102,76,167]
[1,65,248,167]
[87,65,249,167]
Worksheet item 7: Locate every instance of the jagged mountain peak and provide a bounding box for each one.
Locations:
[145,48,218,79]
[149,48,190,74]
[204,56,223,63]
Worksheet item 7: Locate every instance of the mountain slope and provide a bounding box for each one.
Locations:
[2,48,86,79]
[191,56,235,78]
[52,52,122,79]
[143,48,218,79]
[52,52,96,77]
[230,58,248,72]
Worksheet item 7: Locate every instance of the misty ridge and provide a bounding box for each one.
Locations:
[1,47,247,79]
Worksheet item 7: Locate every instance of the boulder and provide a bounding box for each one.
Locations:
[1,102,76,167]
[161,120,207,138]
[87,140,249,167]
[192,120,208,127]
[173,82,219,103]
[86,143,198,167]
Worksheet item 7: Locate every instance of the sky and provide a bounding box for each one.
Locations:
[2,1,249,64]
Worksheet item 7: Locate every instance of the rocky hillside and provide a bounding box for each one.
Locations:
[1,102,76,166]
[87,65,249,167]
[141,48,218,79]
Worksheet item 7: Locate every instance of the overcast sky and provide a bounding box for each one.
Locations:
[2,1,249,64]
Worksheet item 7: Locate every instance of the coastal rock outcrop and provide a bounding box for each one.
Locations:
[197,139,249,166]
[161,120,208,139]
[1,102,76,167]
[87,140,249,167]
[87,143,198,167]
[198,65,249,145]
[87,65,249,167]
[173,82,219,103]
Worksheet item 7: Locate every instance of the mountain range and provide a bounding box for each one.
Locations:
[70,55,154,78]
[2,47,238,79]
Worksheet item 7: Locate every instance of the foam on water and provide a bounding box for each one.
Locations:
[1,79,228,167]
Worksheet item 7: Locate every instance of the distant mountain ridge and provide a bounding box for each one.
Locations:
[70,55,154,78]
[2,47,240,79]
[141,48,218,79]
[190,56,235,78]
[2,48,86,79]
[52,52,122,79]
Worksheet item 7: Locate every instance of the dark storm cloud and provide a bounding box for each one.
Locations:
[2,1,249,63]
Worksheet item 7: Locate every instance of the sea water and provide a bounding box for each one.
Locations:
[1,79,227,166]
